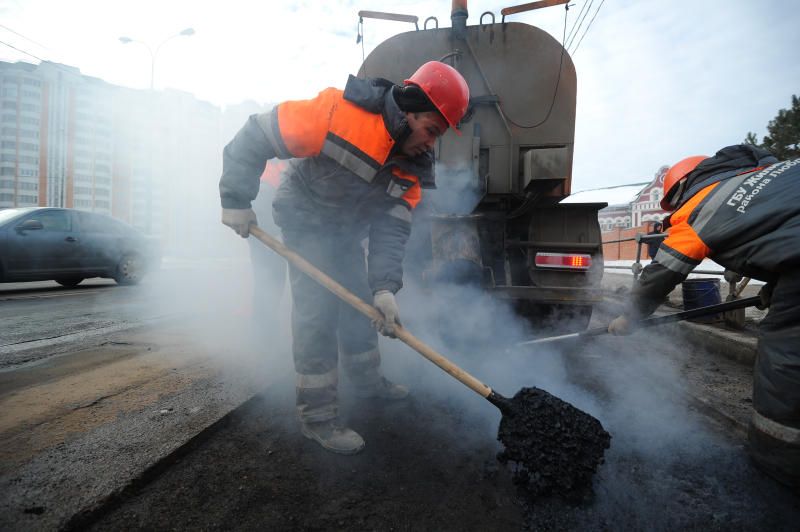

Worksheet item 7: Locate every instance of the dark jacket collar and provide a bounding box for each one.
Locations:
[673,144,778,211]
[343,75,409,141]
[343,75,435,187]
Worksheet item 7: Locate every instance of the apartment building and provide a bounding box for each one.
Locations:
[0,60,222,243]
[0,61,45,208]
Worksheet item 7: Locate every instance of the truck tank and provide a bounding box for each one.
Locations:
[358,2,606,331]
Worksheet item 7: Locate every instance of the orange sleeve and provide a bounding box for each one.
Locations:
[661,221,710,261]
[276,88,340,158]
[391,167,422,209]
[661,183,718,260]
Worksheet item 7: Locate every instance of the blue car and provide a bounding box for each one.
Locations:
[0,207,160,286]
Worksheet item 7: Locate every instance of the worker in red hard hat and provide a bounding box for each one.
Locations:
[608,144,800,489]
[219,61,470,454]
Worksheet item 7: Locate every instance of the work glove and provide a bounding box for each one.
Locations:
[607,315,632,336]
[222,208,257,238]
[723,269,743,284]
[373,290,401,338]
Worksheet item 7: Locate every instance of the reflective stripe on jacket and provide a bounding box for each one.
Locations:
[628,152,800,319]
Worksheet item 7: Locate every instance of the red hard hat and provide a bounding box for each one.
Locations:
[661,155,707,210]
[404,61,470,131]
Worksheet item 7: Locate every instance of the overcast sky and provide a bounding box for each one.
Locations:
[1,0,798,191]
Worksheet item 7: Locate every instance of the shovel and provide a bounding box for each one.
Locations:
[250,225,511,411]
[515,295,761,348]
[249,224,610,498]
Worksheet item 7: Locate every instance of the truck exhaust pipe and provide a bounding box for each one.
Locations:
[451,0,468,39]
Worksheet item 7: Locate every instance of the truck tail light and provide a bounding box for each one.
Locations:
[534,252,592,271]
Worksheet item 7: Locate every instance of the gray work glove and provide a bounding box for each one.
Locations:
[222,208,257,238]
[373,290,401,338]
[607,315,632,336]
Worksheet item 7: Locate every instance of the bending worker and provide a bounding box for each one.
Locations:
[219,62,470,454]
[608,144,800,488]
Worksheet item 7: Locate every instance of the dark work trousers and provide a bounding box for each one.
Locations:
[281,229,382,424]
[249,186,286,340]
[749,271,800,487]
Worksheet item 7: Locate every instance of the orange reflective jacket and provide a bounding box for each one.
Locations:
[225,75,435,294]
[258,85,424,211]
[653,183,717,274]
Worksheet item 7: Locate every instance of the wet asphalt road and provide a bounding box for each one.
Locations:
[3,268,799,530]
[0,259,266,532]
[0,259,252,368]
[0,279,157,367]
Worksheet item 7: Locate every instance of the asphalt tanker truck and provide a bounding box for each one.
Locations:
[358,0,605,330]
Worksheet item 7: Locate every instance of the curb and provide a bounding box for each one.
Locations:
[673,320,757,366]
[61,392,268,531]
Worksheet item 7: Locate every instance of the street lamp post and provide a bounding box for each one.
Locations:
[117,28,194,235]
[118,27,195,90]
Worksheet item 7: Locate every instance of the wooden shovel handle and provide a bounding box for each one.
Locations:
[249,225,493,399]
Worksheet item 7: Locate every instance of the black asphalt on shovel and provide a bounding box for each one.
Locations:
[515,295,762,348]
[249,225,610,499]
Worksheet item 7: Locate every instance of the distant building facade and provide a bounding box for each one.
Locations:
[1,62,46,209]
[598,189,638,232]
[630,165,670,228]
[563,166,672,260]
[1,61,115,214]
[564,165,670,233]
[0,60,223,245]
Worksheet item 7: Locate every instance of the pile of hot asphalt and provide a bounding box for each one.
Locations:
[497,387,611,499]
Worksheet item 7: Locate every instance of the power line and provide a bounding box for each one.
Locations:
[571,0,605,55]
[565,0,590,45]
[566,0,594,52]
[0,38,45,62]
[0,39,99,84]
[0,24,53,52]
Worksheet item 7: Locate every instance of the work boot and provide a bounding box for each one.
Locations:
[300,419,365,455]
[353,376,409,400]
